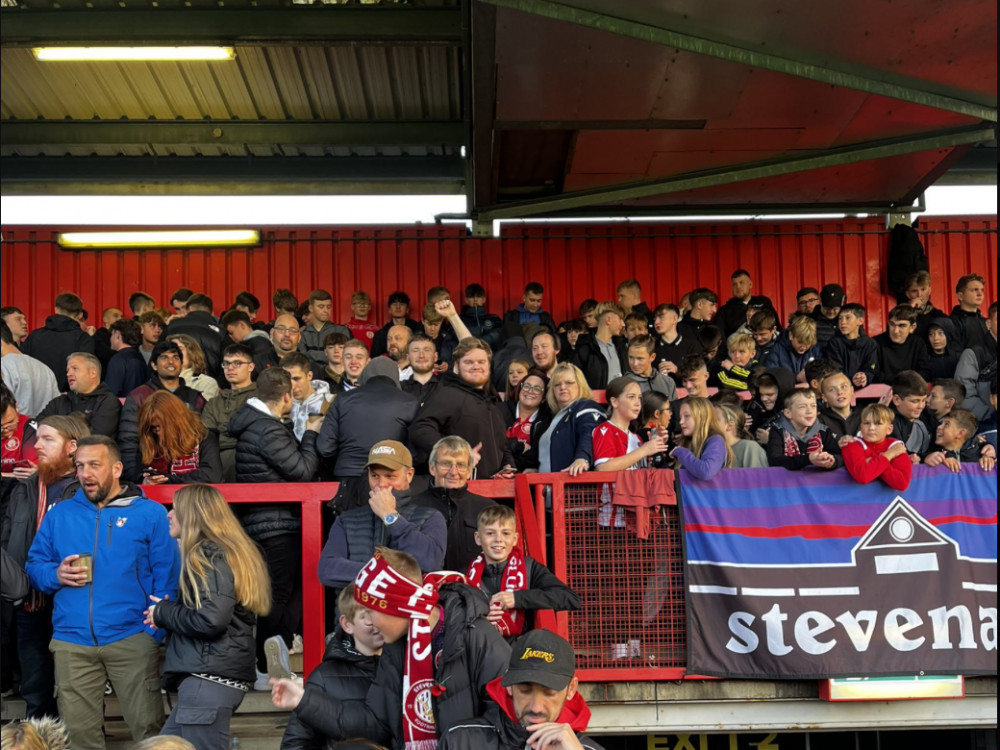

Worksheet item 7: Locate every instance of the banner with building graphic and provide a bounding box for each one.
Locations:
[679,466,997,678]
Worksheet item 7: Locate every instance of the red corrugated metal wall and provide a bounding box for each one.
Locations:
[2,218,995,336]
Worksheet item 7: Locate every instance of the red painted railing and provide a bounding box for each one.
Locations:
[144,479,516,675]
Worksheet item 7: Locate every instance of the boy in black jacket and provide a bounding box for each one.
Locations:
[280,585,381,750]
[875,305,930,382]
[466,506,580,639]
[889,370,931,461]
[766,389,843,470]
[825,303,879,387]
[818,371,861,445]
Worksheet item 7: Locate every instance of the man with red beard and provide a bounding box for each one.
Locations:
[1,414,90,719]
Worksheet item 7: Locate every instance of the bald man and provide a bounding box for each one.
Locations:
[386,324,414,380]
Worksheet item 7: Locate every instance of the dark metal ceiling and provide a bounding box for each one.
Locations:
[1,0,995,217]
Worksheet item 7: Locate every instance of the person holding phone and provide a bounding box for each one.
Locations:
[138,391,223,485]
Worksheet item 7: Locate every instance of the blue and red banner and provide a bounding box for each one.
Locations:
[679,466,997,679]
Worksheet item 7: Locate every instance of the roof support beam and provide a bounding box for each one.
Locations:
[467,0,500,211]
[0,155,465,195]
[478,0,997,122]
[1,121,465,148]
[476,124,995,220]
[0,7,462,47]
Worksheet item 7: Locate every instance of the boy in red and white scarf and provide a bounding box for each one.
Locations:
[466,505,580,640]
[275,546,510,750]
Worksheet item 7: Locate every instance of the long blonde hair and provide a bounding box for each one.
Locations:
[680,397,734,468]
[172,485,271,616]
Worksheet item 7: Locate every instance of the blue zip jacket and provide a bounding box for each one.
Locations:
[763,332,822,376]
[26,483,179,647]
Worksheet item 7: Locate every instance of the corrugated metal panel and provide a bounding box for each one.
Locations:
[2,218,995,338]
[0,44,461,126]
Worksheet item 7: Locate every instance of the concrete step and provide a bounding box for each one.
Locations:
[2,690,293,750]
[103,714,286,750]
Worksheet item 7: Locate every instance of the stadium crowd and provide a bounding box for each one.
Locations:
[1,267,995,750]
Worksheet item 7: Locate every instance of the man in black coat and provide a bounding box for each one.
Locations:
[570,301,629,390]
[163,293,223,378]
[228,366,321,674]
[950,273,991,351]
[21,292,95,391]
[409,338,515,480]
[410,435,497,571]
[318,358,419,480]
[439,629,605,750]
[717,269,776,338]
[37,352,121,440]
[104,318,149,397]
[501,282,557,341]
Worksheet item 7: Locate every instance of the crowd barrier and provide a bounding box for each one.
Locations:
[147,462,978,684]
[144,479,516,675]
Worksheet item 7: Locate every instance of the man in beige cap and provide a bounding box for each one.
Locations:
[318,439,447,591]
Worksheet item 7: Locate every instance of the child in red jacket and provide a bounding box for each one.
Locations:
[842,403,912,490]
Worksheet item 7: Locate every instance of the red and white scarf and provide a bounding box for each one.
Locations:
[466,549,527,637]
[354,551,466,750]
[782,429,823,456]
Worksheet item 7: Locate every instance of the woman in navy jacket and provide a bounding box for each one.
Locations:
[522,362,605,474]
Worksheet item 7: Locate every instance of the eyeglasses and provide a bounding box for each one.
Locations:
[222,360,251,369]
[520,384,545,394]
[272,326,299,335]
[435,461,470,472]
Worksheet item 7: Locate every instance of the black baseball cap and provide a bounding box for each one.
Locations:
[820,284,846,308]
[501,629,576,691]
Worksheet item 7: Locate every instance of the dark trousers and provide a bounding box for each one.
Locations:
[16,606,58,718]
[161,676,246,750]
[255,532,301,671]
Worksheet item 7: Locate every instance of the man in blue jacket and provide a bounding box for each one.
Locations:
[26,434,180,750]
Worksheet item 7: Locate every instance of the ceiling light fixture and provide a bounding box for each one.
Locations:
[32,47,236,62]
[57,229,260,249]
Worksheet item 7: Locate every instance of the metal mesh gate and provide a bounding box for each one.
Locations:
[548,477,688,681]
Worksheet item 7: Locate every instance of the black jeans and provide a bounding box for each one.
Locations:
[255,532,302,671]
[16,606,58,718]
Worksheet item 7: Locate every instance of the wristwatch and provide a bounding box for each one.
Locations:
[383,512,399,526]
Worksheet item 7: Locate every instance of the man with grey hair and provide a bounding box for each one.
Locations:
[411,435,498,570]
[36,352,121,440]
